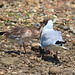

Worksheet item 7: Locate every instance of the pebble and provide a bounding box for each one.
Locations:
[26,19,32,23]
[73,40,75,45]
[25,58,30,64]
[1,52,5,55]
[0,70,5,74]
[35,57,41,62]
[31,43,40,51]
[0,2,4,8]
[70,26,75,33]
[0,57,19,65]
[62,71,73,75]
[66,34,71,38]
[32,9,37,12]
[31,43,40,47]
[11,53,17,57]
[0,52,1,55]
[30,56,35,60]
[68,39,72,42]
[72,17,75,20]
[28,63,35,68]
[49,66,62,74]
[12,72,17,74]
[63,26,69,30]
[24,64,28,67]
[73,30,75,33]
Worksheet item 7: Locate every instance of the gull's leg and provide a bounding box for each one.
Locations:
[53,51,59,61]
[46,47,53,55]
[23,42,26,53]
[56,51,58,57]
[55,51,59,61]
[47,49,53,55]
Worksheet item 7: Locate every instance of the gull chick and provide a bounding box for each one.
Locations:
[40,19,67,59]
[0,24,41,56]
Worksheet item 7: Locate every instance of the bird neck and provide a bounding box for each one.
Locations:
[46,22,53,29]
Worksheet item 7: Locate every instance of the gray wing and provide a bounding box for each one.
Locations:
[41,29,63,47]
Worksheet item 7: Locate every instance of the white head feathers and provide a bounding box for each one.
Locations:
[43,19,57,30]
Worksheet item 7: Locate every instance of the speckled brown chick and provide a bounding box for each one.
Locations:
[3,24,41,56]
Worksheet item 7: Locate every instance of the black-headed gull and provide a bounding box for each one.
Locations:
[0,24,41,56]
[40,19,67,58]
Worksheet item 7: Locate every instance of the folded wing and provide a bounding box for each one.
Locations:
[41,29,64,47]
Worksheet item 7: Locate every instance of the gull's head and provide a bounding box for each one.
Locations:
[38,18,57,30]
[39,18,50,26]
[46,20,53,29]
[46,18,57,29]
[47,18,57,24]
[47,20,53,24]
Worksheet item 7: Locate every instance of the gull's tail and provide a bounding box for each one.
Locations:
[0,32,6,35]
[0,31,9,38]
[55,41,66,44]
[55,41,68,50]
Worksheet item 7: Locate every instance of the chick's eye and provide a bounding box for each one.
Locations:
[36,24,39,26]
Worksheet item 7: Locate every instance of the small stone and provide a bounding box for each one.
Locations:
[63,26,69,30]
[12,72,17,74]
[27,19,32,23]
[25,58,30,64]
[1,52,5,55]
[73,30,75,34]
[49,66,62,74]
[5,9,12,12]
[56,21,63,24]
[11,53,17,57]
[24,70,29,73]
[19,70,23,73]
[24,64,28,67]
[0,52,1,55]
[32,39,38,42]
[62,71,72,75]
[72,17,75,20]
[0,57,19,65]
[29,63,35,67]
[35,57,41,62]
[32,9,37,12]
[0,2,4,8]
[9,67,12,70]
[0,70,5,74]
[68,39,71,42]
[21,61,25,64]
[31,43,40,51]
[30,56,35,60]
[66,34,71,38]
[73,40,75,45]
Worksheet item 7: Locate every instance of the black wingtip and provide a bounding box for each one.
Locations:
[55,41,66,44]
[0,32,6,35]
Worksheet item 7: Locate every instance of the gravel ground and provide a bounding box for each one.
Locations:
[0,0,75,75]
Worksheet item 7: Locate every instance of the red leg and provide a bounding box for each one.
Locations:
[56,51,58,57]
[55,51,59,61]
